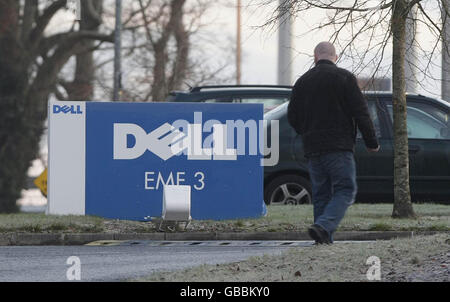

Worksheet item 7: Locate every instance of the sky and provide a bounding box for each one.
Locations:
[46,0,446,99]
[202,0,319,84]
[204,0,444,99]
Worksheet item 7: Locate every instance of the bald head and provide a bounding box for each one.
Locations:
[314,42,338,64]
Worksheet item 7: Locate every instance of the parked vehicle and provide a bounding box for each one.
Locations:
[264,93,450,205]
[167,85,292,112]
[168,86,450,204]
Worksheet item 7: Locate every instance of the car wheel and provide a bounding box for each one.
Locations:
[264,175,312,205]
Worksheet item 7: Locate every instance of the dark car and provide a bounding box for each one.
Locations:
[264,93,450,205]
[168,85,292,112]
[168,86,450,204]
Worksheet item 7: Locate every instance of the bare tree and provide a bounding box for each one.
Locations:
[391,0,414,218]
[260,0,450,218]
[0,0,112,212]
[54,0,105,101]
[94,0,235,102]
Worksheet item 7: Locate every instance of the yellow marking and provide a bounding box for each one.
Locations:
[85,240,125,246]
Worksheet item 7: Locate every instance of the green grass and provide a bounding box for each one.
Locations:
[234,220,245,228]
[190,203,450,232]
[367,223,393,231]
[0,203,449,233]
[0,213,105,233]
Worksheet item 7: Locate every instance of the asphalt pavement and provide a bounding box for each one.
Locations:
[0,241,313,282]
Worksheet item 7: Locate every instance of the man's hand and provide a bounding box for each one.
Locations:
[367,146,380,153]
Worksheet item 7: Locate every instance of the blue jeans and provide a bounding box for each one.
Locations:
[308,151,357,243]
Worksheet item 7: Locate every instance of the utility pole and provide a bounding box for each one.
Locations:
[68,0,81,21]
[113,0,122,101]
[236,0,242,85]
[443,0,450,102]
[278,0,292,86]
[75,0,81,21]
[405,5,418,94]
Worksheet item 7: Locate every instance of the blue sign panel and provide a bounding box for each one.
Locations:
[84,102,264,221]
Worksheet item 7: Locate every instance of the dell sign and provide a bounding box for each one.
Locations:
[53,104,83,115]
[47,101,266,221]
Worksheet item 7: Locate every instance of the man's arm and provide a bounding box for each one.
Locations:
[288,83,303,135]
[345,74,379,150]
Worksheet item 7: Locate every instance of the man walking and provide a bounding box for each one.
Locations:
[287,42,380,244]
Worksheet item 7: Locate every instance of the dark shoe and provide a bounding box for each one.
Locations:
[308,224,331,244]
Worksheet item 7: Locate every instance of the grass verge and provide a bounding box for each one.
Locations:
[135,233,450,282]
[0,203,449,233]
[191,203,450,233]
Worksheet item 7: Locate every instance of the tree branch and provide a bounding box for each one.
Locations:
[38,30,114,55]
[297,0,393,12]
[85,0,103,26]
[21,0,38,44]
[28,0,67,50]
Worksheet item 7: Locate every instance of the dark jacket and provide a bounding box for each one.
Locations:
[288,60,379,157]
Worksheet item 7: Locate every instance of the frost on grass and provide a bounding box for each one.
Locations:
[137,234,450,282]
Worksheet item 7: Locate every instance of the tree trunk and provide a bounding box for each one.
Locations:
[0,1,26,212]
[0,0,108,213]
[442,0,450,102]
[168,1,189,91]
[391,0,416,218]
[151,0,187,102]
[66,0,103,101]
[0,93,48,213]
[151,41,168,102]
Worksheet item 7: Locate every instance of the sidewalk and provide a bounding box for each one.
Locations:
[0,231,444,246]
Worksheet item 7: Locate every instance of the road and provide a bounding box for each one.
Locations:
[0,241,313,282]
